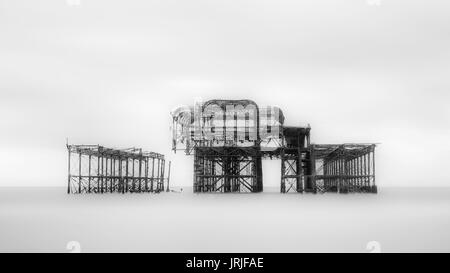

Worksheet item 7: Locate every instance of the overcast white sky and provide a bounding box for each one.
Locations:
[0,0,449,187]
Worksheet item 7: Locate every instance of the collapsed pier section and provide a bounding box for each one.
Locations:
[312,144,377,193]
[67,145,170,194]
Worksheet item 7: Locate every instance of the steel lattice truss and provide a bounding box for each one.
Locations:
[67,145,170,194]
[193,147,262,193]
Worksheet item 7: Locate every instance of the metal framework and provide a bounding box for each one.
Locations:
[194,147,263,192]
[67,145,170,194]
[171,99,378,194]
[172,99,281,193]
[312,144,377,193]
[279,126,313,193]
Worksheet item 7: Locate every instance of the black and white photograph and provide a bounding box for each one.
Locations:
[1,0,450,260]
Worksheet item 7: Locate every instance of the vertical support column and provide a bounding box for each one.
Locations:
[160,159,165,192]
[367,151,371,192]
[151,157,155,192]
[342,158,345,192]
[298,132,304,193]
[110,157,113,193]
[367,153,370,188]
[346,159,349,191]
[78,153,82,194]
[331,159,338,189]
[330,160,333,189]
[67,148,71,194]
[333,160,336,190]
[329,159,332,190]
[88,155,92,193]
[295,150,301,193]
[103,156,106,193]
[349,159,352,190]
[209,157,216,191]
[193,151,198,192]
[166,161,171,192]
[145,158,149,192]
[206,158,211,191]
[357,156,361,189]
[131,159,135,192]
[119,158,124,194]
[156,158,161,192]
[280,149,286,193]
[362,156,365,189]
[337,159,340,191]
[323,159,328,190]
[354,158,358,190]
[114,158,117,193]
[105,157,109,193]
[97,155,101,193]
[331,160,334,190]
[335,159,338,190]
[310,147,316,193]
[223,106,227,144]
[223,152,230,193]
[355,158,358,189]
[337,159,342,193]
[255,151,263,193]
[125,158,129,193]
[138,158,142,192]
[362,153,370,189]
[99,156,102,193]
[372,147,377,193]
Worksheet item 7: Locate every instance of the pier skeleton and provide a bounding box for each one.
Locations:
[171,99,377,193]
